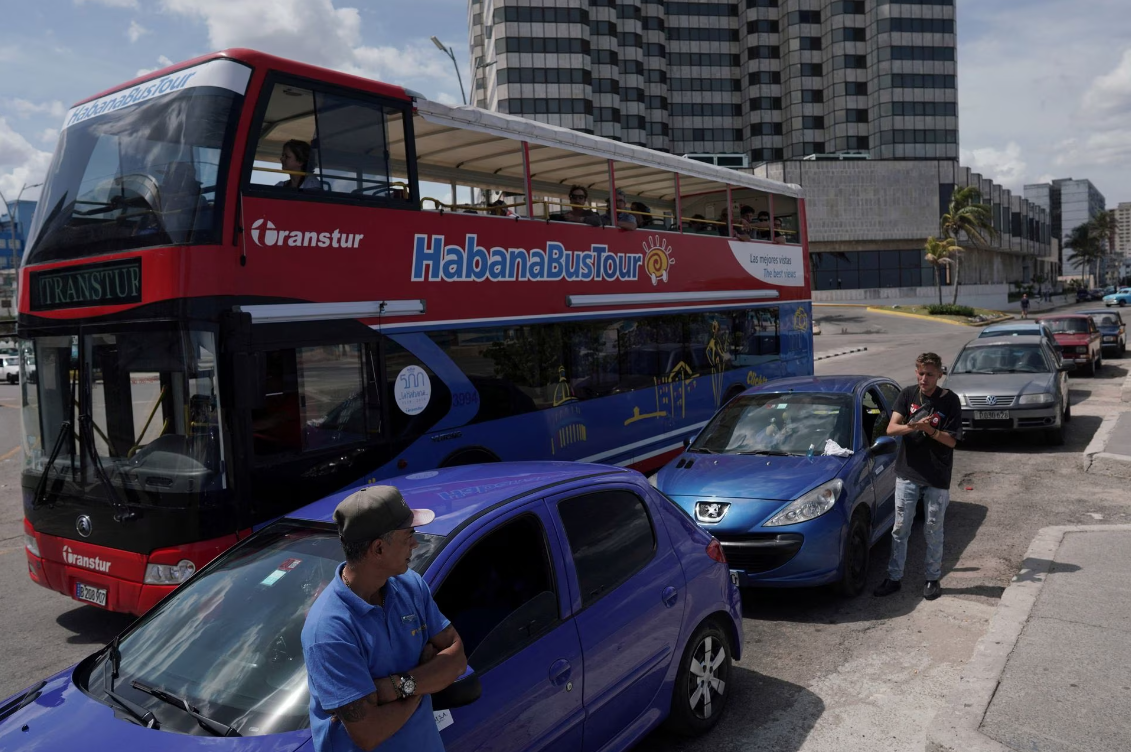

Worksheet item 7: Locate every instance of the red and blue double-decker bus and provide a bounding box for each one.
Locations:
[18,49,813,614]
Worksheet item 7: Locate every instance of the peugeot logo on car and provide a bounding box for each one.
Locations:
[76,515,93,538]
[695,501,730,523]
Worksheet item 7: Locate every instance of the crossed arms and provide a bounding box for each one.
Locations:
[331,625,466,751]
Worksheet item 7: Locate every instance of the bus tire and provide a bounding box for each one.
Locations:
[440,448,501,468]
[721,384,745,405]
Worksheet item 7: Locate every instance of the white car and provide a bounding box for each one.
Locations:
[1,354,18,384]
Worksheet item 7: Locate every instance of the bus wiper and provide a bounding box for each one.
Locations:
[79,362,138,523]
[103,638,157,729]
[31,420,72,510]
[129,680,240,737]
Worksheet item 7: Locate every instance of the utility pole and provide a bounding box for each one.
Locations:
[430,36,467,105]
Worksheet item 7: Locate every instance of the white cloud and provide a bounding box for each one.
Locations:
[159,0,458,87]
[960,142,1028,191]
[135,55,175,77]
[9,99,66,119]
[127,20,150,43]
[39,128,60,145]
[0,118,54,201]
[74,0,139,8]
[434,91,461,106]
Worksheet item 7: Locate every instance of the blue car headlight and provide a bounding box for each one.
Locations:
[764,479,844,527]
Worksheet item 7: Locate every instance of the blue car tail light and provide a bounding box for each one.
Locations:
[706,538,727,564]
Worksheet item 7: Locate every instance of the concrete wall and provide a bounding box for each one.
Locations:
[813,283,1009,311]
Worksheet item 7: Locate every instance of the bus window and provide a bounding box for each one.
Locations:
[252,344,380,459]
[246,81,414,204]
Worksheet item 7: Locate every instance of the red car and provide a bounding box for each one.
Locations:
[1040,315,1103,376]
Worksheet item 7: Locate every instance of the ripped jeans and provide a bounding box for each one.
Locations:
[887,477,950,582]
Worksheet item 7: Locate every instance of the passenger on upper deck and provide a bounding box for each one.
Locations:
[602,189,637,231]
[276,140,323,191]
[556,186,601,226]
[687,214,711,234]
[630,202,659,228]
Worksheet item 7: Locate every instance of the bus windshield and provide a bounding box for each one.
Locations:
[25,62,246,265]
[22,327,225,503]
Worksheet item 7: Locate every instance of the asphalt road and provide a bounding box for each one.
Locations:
[1,303,1129,752]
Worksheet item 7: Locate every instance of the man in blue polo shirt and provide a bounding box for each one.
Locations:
[302,485,466,751]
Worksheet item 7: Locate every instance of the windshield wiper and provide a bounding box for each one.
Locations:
[129,680,240,737]
[102,638,157,729]
[686,447,716,454]
[31,420,72,510]
[0,680,46,722]
[79,362,138,523]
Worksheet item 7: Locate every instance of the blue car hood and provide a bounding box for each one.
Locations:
[655,452,847,501]
[0,669,311,752]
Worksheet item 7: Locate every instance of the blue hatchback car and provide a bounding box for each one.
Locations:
[0,463,741,751]
[654,376,901,597]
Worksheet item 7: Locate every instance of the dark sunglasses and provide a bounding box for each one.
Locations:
[570,194,586,200]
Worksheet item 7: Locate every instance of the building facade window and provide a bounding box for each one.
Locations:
[500,37,589,54]
[593,78,620,94]
[646,95,669,109]
[798,36,822,51]
[499,68,592,85]
[880,46,956,62]
[750,96,783,110]
[647,122,670,136]
[751,147,785,161]
[644,42,667,56]
[623,60,644,75]
[642,16,664,30]
[831,0,866,13]
[495,7,587,23]
[801,89,824,103]
[673,128,743,140]
[877,129,958,144]
[594,107,621,123]
[624,115,646,130]
[878,18,955,33]
[749,45,780,59]
[845,108,869,123]
[836,55,868,69]
[892,101,957,117]
[877,0,954,5]
[671,103,743,117]
[669,52,739,65]
[505,98,592,115]
[846,135,870,149]
[813,249,935,291]
[751,122,784,136]
[617,3,643,20]
[592,49,619,65]
[645,69,668,83]
[802,116,825,129]
[668,28,738,42]
[675,77,742,91]
[799,62,824,77]
[667,2,739,15]
[834,27,867,42]
[622,87,645,101]
[618,32,644,47]
[746,0,779,7]
[787,10,822,24]
[887,73,956,88]
[747,19,780,33]
[591,20,617,35]
[845,81,868,95]
[749,71,782,85]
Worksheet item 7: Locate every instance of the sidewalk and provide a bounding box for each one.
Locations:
[927,524,1131,752]
[998,295,1078,316]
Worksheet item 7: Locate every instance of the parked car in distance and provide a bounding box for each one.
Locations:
[1102,287,1131,307]
[1080,309,1126,357]
[0,462,742,751]
[653,375,902,598]
[1040,314,1103,376]
[945,335,1071,445]
[0,354,17,384]
[978,320,1062,362]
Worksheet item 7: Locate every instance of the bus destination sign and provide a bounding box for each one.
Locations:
[30,258,142,312]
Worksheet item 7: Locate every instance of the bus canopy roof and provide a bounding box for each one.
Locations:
[410,98,803,203]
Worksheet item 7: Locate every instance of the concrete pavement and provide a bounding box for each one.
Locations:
[927,525,1131,752]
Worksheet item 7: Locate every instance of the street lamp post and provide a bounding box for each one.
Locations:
[430,36,467,106]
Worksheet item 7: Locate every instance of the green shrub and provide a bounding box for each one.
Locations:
[926,304,976,316]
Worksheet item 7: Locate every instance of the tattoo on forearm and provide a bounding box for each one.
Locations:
[335,692,379,723]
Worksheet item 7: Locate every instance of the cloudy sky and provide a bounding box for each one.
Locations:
[2,0,1130,206]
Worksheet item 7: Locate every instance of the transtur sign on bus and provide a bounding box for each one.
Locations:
[412,233,648,283]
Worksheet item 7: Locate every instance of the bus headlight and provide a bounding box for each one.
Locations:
[144,559,196,585]
[25,532,41,558]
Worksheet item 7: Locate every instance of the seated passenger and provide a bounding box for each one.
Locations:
[754,211,772,240]
[773,217,788,244]
[276,139,322,191]
[488,199,515,217]
[602,189,637,230]
[630,201,657,227]
[558,185,601,226]
[734,205,757,241]
[687,214,711,233]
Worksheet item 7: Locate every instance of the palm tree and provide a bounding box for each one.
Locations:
[1090,211,1117,284]
[924,236,959,305]
[940,186,997,304]
[1065,223,1101,284]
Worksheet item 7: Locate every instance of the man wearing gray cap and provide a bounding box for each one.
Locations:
[301,485,465,751]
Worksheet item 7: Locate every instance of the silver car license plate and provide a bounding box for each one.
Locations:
[975,410,1009,420]
[75,582,108,607]
[729,571,740,587]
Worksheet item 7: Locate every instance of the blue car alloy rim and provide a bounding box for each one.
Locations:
[687,634,728,720]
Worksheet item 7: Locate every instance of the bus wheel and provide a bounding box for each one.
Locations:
[721,385,745,406]
[440,448,500,467]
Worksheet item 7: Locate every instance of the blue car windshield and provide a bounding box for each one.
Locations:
[80,521,443,737]
[952,344,1050,374]
[691,393,854,456]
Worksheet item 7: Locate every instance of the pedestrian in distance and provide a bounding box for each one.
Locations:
[301,485,466,752]
[1020,293,1030,319]
[873,352,961,601]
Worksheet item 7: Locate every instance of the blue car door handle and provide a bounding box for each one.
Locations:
[662,586,678,608]
[549,659,572,686]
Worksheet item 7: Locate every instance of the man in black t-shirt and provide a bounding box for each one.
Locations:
[874,352,961,601]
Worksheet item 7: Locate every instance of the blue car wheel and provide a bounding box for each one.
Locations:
[837,509,871,597]
[664,620,732,737]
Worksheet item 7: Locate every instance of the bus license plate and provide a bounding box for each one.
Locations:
[730,572,739,587]
[75,582,108,607]
[975,411,1009,420]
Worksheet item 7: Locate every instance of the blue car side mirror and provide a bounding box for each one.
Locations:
[869,436,897,456]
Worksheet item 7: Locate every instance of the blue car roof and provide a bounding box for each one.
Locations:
[744,374,881,394]
[288,462,633,536]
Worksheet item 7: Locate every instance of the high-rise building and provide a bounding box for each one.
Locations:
[1113,201,1131,256]
[468,0,958,163]
[1024,178,1106,272]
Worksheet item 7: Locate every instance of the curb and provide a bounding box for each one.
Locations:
[1082,412,1131,479]
[1123,368,1131,403]
[925,524,1131,752]
[814,346,867,362]
[865,307,1013,328]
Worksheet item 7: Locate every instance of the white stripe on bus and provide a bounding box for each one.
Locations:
[578,421,709,465]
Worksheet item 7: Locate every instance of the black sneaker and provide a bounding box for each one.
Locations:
[873,578,901,597]
[924,580,941,600]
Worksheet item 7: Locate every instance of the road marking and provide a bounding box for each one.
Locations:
[0,447,20,461]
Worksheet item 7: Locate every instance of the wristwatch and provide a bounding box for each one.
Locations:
[394,674,417,699]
